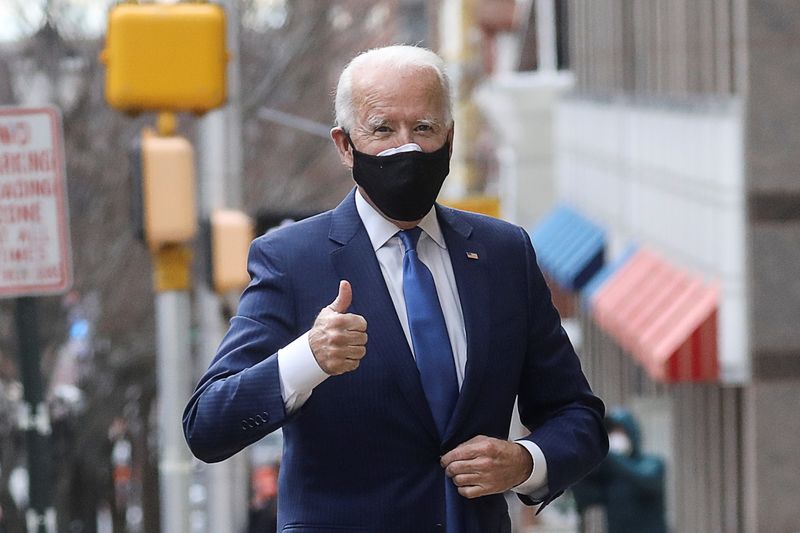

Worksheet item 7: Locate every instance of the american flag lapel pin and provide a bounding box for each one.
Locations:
[466,251,479,260]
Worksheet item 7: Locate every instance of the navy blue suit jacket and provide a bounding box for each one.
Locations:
[183,190,607,532]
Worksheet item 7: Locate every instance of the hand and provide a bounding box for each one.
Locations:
[309,280,368,375]
[440,435,533,498]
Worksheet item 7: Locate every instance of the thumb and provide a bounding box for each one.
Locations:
[329,280,352,313]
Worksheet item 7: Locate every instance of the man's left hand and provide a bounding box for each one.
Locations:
[440,435,533,498]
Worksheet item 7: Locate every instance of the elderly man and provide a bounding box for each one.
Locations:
[184,45,607,532]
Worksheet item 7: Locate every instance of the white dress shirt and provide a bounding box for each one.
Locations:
[276,189,548,496]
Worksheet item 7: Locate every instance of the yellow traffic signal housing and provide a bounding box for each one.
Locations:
[210,209,254,293]
[101,3,228,113]
[441,196,501,218]
[140,130,197,249]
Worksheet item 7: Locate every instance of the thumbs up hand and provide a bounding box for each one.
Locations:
[309,280,368,375]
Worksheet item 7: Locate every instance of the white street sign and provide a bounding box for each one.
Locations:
[0,106,73,298]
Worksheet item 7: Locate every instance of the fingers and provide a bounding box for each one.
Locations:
[325,331,367,359]
[309,280,368,376]
[449,468,490,499]
[326,311,367,333]
[443,454,492,479]
[441,438,491,495]
[324,327,367,346]
[440,435,486,467]
[329,280,352,313]
[450,470,489,498]
[441,436,530,498]
[328,281,366,331]
[455,485,486,499]
[451,473,482,487]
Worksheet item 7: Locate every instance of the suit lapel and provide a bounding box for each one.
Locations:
[328,190,439,443]
[437,206,491,444]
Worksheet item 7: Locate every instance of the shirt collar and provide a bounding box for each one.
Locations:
[354,188,446,251]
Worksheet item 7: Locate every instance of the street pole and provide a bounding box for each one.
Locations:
[222,0,251,518]
[99,5,226,530]
[224,0,243,211]
[195,1,249,531]
[535,0,558,74]
[438,0,481,199]
[153,244,193,533]
[14,297,56,533]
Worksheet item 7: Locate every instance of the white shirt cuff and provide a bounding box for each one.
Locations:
[512,439,549,499]
[277,331,330,414]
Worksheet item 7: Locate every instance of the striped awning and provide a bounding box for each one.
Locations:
[530,205,605,292]
[589,248,719,382]
[581,244,638,310]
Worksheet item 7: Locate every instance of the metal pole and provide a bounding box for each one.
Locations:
[155,289,193,533]
[536,0,558,73]
[222,3,251,521]
[194,2,249,531]
[197,105,240,533]
[14,297,56,533]
[150,240,194,533]
[225,0,244,211]
[438,0,481,199]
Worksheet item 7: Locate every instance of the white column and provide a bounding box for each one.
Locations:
[474,71,573,228]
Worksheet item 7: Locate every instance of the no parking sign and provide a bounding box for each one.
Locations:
[0,106,72,298]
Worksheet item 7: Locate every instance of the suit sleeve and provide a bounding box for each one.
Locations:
[514,227,608,508]
[183,236,297,463]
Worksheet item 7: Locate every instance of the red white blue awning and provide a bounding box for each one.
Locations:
[589,248,719,383]
[530,205,606,292]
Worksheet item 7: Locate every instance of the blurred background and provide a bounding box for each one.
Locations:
[0,0,798,532]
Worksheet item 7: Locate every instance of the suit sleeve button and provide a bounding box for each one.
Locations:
[241,421,249,430]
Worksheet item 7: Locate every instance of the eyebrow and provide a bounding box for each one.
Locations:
[364,116,443,129]
[417,118,442,129]
[366,116,389,129]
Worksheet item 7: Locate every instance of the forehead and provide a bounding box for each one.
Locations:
[351,64,445,122]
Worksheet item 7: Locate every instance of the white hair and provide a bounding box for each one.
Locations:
[334,45,453,132]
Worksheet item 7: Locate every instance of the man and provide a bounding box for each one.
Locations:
[184,45,607,532]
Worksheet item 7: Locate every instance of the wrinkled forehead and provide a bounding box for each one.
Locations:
[351,62,446,118]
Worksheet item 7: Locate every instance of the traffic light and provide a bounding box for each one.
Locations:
[131,129,197,250]
[441,196,501,218]
[255,210,319,236]
[101,2,228,113]
[206,209,254,294]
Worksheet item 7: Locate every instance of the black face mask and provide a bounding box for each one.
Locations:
[348,136,450,222]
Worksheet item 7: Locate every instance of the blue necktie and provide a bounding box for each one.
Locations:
[398,228,464,533]
[398,227,459,436]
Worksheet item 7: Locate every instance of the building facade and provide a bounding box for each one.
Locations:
[479,0,800,531]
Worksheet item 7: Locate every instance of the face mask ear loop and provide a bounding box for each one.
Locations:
[344,132,357,153]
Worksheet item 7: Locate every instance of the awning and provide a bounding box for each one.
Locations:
[530,205,605,292]
[581,245,638,310]
[589,248,719,382]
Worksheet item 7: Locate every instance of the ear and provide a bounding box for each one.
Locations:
[331,127,354,169]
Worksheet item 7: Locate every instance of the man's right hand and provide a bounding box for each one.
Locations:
[309,280,368,375]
